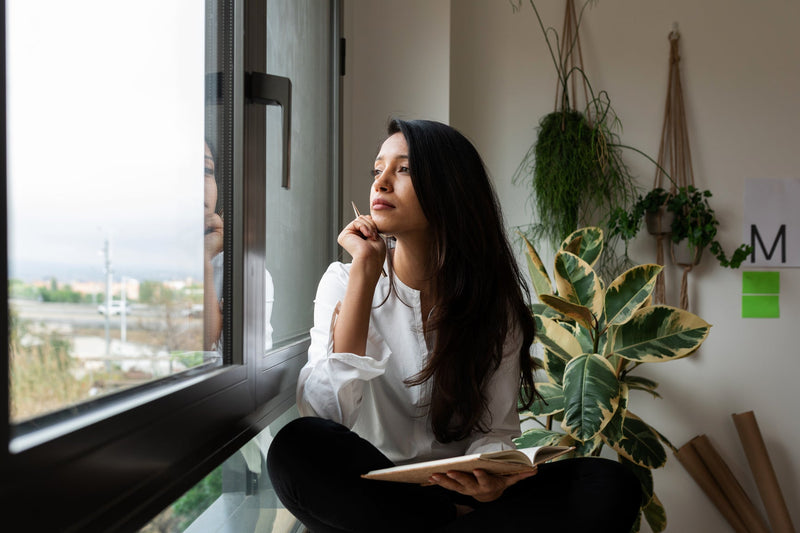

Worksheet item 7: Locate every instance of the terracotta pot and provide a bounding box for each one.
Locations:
[645,206,674,236]
[670,239,704,266]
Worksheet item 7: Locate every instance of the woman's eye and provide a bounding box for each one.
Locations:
[371,168,382,178]
[398,166,410,173]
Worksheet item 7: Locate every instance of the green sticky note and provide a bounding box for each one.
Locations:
[742,295,780,318]
[742,271,780,294]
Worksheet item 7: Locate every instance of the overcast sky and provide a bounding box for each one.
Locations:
[6,1,205,282]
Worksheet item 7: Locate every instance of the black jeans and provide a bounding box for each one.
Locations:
[267,417,641,533]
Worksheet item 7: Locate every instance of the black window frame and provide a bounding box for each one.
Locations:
[0,0,342,530]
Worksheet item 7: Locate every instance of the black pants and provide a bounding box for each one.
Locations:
[267,417,641,533]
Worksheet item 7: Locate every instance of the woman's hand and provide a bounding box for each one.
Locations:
[428,467,538,503]
[204,212,224,261]
[338,214,386,280]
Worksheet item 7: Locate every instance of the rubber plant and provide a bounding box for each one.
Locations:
[517,226,711,533]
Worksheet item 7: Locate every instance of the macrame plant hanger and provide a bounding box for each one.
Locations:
[555,0,590,120]
[653,27,695,309]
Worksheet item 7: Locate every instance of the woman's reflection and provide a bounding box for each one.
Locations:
[203,140,275,361]
[204,141,224,354]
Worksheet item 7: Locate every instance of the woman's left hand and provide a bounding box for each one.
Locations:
[428,468,537,503]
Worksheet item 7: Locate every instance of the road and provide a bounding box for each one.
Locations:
[9,300,195,330]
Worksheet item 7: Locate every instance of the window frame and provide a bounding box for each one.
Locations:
[0,0,342,530]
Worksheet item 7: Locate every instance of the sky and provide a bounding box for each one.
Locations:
[6,1,206,282]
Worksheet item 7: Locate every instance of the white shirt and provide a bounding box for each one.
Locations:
[297,262,523,465]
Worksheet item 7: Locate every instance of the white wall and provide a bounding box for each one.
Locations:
[345,1,800,531]
[341,0,450,230]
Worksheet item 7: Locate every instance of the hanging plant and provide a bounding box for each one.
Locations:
[512,0,640,280]
[609,186,753,269]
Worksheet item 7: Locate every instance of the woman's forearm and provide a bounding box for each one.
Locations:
[332,259,381,356]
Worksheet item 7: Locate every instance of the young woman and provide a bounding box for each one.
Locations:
[267,119,641,532]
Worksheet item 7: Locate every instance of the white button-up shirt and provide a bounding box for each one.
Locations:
[297,262,523,465]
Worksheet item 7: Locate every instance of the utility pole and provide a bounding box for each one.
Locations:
[120,276,127,344]
[103,237,113,367]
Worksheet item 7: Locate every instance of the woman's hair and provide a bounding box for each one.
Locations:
[386,118,538,443]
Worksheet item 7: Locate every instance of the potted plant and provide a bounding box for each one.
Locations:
[608,186,753,269]
[518,226,711,533]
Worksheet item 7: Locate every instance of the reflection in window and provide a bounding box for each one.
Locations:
[6,0,213,422]
[142,407,301,533]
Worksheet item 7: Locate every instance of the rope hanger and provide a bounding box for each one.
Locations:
[653,27,697,310]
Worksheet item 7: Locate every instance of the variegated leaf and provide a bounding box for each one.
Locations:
[620,456,654,507]
[520,233,553,296]
[604,264,663,327]
[572,435,603,457]
[561,321,595,355]
[624,375,662,399]
[554,251,604,319]
[530,302,562,320]
[539,294,595,332]
[651,424,678,454]
[560,227,604,267]
[514,428,574,449]
[610,413,667,469]
[518,409,536,423]
[534,315,583,362]
[611,305,711,363]
[543,349,566,385]
[561,354,620,441]
[602,383,629,446]
[630,512,642,533]
[530,381,565,416]
[644,493,667,533]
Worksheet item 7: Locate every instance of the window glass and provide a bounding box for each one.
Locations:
[6,0,220,422]
[141,406,301,533]
[264,0,333,349]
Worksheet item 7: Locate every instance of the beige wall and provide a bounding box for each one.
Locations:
[344,1,800,530]
[342,0,450,231]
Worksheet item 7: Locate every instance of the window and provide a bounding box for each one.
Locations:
[1,0,341,530]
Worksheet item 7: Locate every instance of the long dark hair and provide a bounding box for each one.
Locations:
[387,119,538,443]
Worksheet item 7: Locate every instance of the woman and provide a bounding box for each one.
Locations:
[268,119,640,532]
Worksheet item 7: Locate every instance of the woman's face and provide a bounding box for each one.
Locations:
[369,132,429,239]
[204,142,217,216]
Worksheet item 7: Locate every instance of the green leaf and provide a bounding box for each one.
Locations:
[644,492,667,532]
[560,227,604,267]
[534,315,583,362]
[561,354,620,441]
[611,305,711,363]
[530,302,562,320]
[623,375,662,399]
[530,382,565,416]
[521,233,553,296]
[629,512,642,533]
[572,435,603,457]
[539,294,595,332]
[554,251,604,318]
[602,384,628,446]
[611,413,667,469]
[620,456,654,507]
[514,428,573,448]
[604,264,662,327]
[543,349,567,385]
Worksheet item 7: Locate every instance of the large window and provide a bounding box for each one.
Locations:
[1,0,341,530]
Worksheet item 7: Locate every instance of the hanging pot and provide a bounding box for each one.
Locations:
[670,239,704,267]
[645,206,674,236]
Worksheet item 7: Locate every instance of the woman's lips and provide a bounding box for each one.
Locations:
[371,199,395,210]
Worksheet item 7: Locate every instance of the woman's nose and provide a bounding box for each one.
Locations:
[374,172,392,192]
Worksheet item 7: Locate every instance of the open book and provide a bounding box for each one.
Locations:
[362,446,574,485]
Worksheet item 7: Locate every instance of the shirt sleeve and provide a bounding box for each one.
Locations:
[297,262,388,427]
[463,324,524,455]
